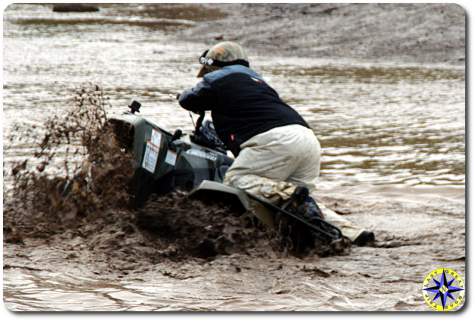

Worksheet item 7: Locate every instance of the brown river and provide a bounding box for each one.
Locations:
[2,4,465,311]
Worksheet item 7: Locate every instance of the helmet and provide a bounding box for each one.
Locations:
[197,41,249,77]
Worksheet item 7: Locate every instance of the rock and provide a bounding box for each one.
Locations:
[52,4,99,13]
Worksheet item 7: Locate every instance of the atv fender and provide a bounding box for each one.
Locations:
[188,180,274,227]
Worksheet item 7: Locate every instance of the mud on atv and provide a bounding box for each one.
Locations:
[107,101,351,255]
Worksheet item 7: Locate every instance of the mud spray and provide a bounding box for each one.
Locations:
[3,85,340,270]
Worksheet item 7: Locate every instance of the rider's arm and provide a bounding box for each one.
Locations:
[178,78,214,113]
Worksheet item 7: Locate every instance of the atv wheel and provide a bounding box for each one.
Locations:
[136,192,266,259]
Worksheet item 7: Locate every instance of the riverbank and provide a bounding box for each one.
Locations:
[179,3,465,66]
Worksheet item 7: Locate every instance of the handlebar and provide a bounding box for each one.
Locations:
[195,111,205,134]
[128,100,141,114]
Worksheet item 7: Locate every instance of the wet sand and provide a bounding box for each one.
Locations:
[181,3,465,65]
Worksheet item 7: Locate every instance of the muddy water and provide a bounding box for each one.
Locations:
[3,4,465,311]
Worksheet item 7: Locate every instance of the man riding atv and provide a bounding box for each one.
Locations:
[178,41,374,246]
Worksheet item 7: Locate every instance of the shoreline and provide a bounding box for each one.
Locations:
[177,3,465,67]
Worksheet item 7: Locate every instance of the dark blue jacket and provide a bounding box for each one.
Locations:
[179,65,309,156]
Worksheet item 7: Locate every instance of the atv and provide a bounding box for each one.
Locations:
[108,100,351,254]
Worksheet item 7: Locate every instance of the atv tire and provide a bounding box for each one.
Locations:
[136,192,266,259]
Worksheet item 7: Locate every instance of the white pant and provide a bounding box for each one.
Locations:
[224,124,364,241]
[224,124,321,199]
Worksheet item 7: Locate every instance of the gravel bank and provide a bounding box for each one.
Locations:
[180,3,465,65]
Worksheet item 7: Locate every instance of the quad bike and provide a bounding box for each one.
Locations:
[107,101,351,253]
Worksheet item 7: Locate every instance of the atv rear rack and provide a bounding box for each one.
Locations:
[246,193,343,242]
[188,180,344,244]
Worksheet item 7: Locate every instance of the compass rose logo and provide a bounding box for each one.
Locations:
[422,268,464,311]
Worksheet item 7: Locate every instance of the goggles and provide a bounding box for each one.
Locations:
[199,49,249,68]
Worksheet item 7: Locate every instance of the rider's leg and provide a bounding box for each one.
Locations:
[224,125,326,223]
[224,125,305,201]
[281,126,372,243]
[224,124,372,244]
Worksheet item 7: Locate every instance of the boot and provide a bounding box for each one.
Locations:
[353,230,375,246]
[284,186,324,220]
[284,187,344,244]
[298,194,324,221]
